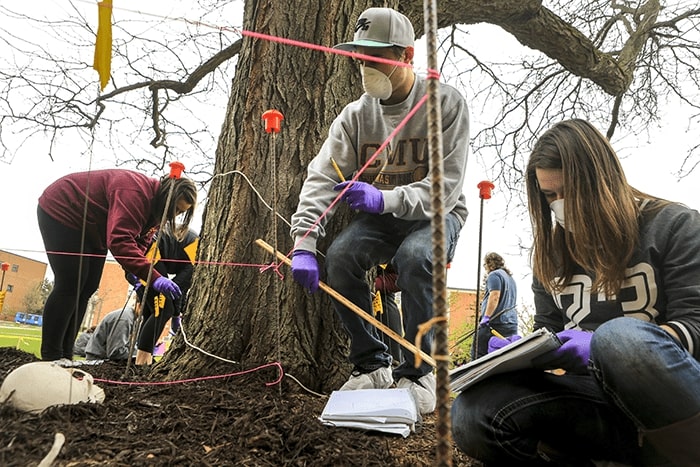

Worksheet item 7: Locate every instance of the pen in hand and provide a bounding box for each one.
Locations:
[490,328,506,340]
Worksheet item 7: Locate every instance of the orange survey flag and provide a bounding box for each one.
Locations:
[93,1,113,90]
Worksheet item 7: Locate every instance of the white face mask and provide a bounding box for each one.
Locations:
[361,65,396,100]
[549,199,567,230]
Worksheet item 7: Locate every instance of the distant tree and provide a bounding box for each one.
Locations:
[22,279,53,315]
[517,304,536,335]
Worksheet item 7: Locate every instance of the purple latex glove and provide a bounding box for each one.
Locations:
[290,250,319,293]
[126,272,142,291]
[334,181,384,214]
[533,329,593,373]
[479,315,490,327]
[152,276,182,300]
[487,334,521,354]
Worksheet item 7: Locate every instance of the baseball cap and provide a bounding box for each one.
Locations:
[334,8,414,51]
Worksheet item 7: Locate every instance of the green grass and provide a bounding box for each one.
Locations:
[0,322,42,358]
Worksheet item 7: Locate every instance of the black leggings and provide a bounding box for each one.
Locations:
[38,206,106,360]
[137,289,176,353]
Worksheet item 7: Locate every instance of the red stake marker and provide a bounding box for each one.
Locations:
[262,109,284,134]
[169,161,185,179]
[477,180,494,200]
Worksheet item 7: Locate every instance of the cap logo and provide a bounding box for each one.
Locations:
[355,18,371,32]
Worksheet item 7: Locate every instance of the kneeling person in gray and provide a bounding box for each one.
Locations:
[85,306,136,361]
[289,7,469,414]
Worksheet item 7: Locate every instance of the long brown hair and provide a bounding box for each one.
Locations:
[526,119,664,295]
[153,176,197,240]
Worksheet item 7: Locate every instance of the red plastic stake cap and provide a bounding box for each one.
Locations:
[169,161,185,179]
[477,180,495,200]
[262,109,284,134]
[1,263,9,272]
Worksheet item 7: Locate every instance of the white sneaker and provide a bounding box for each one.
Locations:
[339,366,393,391]
[397,372,436,414]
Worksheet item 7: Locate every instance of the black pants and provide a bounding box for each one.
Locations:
[37,206,106,360]
[137,288,177,353]
[377,292,403,364]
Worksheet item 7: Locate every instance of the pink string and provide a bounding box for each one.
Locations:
[93,361,284,387]
[43,250,269,270]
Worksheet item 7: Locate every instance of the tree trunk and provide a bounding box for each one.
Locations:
[162,0,384,391]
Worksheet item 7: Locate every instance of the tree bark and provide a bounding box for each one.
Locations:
[162,0,379,391]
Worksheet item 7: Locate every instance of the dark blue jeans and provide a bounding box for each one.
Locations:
[325,212,462,380]
[451,318,700,465]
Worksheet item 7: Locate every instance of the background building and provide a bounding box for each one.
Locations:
[81,259,132,330]
[0,249,47,320]
[0,249,133,331]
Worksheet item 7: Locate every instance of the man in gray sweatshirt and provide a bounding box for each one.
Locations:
[289,7,469,414]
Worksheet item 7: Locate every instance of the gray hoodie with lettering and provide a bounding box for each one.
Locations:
[291,74,470,252]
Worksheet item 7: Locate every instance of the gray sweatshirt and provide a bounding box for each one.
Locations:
[291,74,470,252]
[85,307,136,361]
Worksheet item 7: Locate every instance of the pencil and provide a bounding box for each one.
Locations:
[490,328,506,340]
[330,157,346,182]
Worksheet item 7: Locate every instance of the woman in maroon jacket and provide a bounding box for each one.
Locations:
[37,169,197,362]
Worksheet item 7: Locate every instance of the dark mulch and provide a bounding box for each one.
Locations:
[0,348,477,466]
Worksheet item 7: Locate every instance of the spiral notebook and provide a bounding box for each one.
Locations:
[449,327,562,393]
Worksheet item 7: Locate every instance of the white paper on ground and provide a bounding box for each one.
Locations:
[319,387,418,437]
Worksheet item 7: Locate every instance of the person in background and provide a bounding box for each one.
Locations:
[130,227,198,366]
[85,305,137,361]
[289,7,469,414]
[473,252,518,359]
[37,169,197,363]
[73,326,96,357]
[452,119,700,465]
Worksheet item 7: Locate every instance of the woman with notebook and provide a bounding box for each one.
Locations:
[452,119,700,466]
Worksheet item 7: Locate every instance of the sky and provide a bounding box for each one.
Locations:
[0,2,698,313]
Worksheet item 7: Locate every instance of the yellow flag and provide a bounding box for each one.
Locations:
[183,237,199,265]
[93,1,113,91]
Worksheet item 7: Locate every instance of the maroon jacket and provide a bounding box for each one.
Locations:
[38,169,163,281]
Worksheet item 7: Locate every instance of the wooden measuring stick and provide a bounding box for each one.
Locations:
[255,239,436,367]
